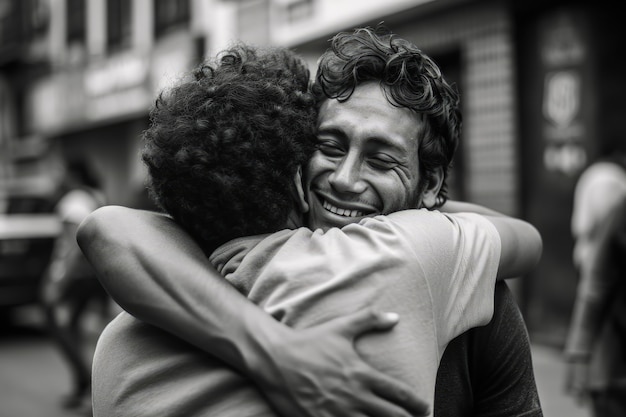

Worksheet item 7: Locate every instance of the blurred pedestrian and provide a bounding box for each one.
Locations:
[40,160,109,412]
[565,149,626,416]
[570,150,626,270]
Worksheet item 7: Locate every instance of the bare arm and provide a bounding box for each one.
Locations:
[78,206,266,371]
[565,196,626,359]
[440,200,543,279]
[77,205,429,417]
[563,196,625,400]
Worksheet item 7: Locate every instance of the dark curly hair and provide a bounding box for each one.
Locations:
[142,44,317,253]
[312,26,461,206]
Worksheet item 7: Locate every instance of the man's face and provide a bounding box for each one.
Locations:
[304,82,425,231]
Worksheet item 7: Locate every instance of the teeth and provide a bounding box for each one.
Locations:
[322,200,363,217]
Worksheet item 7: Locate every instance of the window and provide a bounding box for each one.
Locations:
[285,0,312,23]
[66,0,85,45]
[107,0,131,52]
[154,0,189,38]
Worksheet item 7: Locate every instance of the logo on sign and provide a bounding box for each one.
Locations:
[543,71,580,128]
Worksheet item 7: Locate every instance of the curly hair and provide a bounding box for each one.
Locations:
[142,44,317,253]
[312,26,461,206]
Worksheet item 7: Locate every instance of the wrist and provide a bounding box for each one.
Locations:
[237,311,288,387]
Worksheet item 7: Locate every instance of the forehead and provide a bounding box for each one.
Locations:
[317,83,421,153]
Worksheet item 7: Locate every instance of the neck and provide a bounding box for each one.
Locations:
[284,209,305,229]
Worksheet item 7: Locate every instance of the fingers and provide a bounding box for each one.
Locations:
[330,308,400,339]
[366,372,430,417]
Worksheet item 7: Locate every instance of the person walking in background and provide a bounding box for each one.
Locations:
[570,150,626,272]
[565,148,626,416]
[40,160,109,412]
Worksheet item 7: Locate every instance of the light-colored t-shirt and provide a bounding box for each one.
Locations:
[571,161,626,268]
[41,188,104,297]
[57,188,103,225]
[92,209,501,417]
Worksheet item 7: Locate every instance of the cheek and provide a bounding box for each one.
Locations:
[378,173,420,211]
[377,178,407,211]
[307,152,328,170]
[306,153,336,181]
[304,154,323,181]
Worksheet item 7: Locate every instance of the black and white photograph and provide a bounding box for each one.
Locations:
[1,1,624,416]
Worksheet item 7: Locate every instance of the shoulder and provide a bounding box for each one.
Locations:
[575,162,626,202]
[381,209,497,231]
[326,210,500,260]
[377,209,500,250]
[355,209,489,237]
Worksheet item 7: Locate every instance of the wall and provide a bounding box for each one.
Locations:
[516,3,626,345]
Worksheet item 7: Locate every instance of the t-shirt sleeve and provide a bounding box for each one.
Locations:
[382,210,502,349]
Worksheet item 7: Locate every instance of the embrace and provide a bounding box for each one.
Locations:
[79,26,543,417]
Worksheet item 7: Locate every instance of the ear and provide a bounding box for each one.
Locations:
[293,166,309,213]
[420,166,444,209]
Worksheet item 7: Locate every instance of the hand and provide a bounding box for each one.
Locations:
[251,308,430,417]
[564,360,590,405]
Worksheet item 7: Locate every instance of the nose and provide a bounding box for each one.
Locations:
[328,152,367,194]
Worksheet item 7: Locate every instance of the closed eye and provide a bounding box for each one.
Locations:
[316,142,345,157]
[368,154,398,170]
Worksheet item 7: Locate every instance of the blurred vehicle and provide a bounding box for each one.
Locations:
[0,190,61,309]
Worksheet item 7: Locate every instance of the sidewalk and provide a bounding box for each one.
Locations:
[531,343,590,417]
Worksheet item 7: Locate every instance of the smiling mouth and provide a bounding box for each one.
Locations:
[322,200,364,218]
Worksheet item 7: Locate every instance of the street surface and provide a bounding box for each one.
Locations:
[0,305,591,417]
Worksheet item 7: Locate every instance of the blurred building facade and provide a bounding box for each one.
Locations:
[0,0,624,345]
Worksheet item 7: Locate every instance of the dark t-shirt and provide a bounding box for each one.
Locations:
[435,281,543,416]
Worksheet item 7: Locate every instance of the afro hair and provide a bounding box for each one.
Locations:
[142,44,317,253]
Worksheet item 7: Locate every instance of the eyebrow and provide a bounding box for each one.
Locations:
[316,126,347,141]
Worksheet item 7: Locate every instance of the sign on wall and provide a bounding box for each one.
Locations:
[539,11,588,176]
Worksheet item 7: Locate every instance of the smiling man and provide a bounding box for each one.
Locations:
[305,83,424,229]
[79,27,543,417]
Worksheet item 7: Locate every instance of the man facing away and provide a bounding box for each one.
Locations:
[79,27,544,417]
[566,149,626,416]
[40,160,108,411]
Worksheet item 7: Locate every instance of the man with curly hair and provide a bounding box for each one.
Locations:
[80,28,543,417]
[138,45,318,253]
